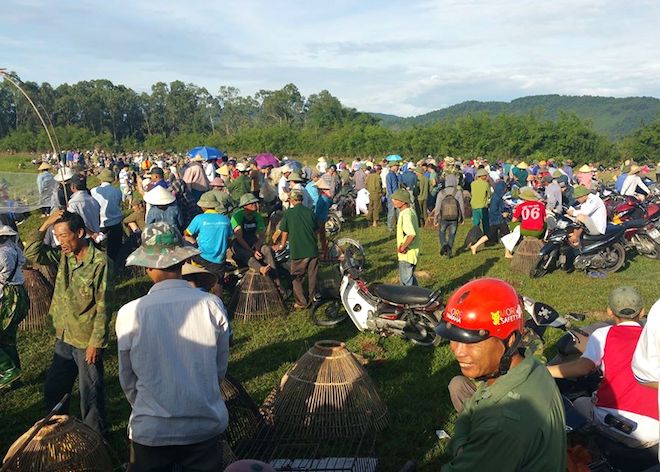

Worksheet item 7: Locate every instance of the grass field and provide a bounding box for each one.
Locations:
[1,152,659,470]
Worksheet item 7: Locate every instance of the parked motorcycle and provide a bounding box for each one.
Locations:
[532,214,629,278]
[310,250,443,346]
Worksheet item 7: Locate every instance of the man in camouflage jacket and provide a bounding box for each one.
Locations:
[25,209,110,435]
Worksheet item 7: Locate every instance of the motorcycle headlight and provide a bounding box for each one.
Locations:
[556,219,568,230]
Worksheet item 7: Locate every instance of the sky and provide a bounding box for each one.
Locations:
[2,0,660,117]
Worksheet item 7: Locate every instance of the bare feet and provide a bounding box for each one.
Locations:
[470,244,477,255]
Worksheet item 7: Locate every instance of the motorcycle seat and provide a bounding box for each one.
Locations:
[583,224,624,241]
[371,284,435,305]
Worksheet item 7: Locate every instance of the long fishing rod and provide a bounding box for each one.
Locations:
[0,68,68,203]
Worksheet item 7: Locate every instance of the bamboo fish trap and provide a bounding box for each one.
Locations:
[511,236,544,276]
[20,267,53,331]
[2,415,113,471]
[228,269,286,321]
[221,373,265,450]
[260,340,388,438]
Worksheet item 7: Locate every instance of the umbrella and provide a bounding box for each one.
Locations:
[386,154,402,162]
[286,160,303,172]
[254,153,280,169]
[187,146,225,161]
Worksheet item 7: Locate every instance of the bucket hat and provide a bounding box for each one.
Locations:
[197,192,219,209]
[573,185,590,199]
[519,188,540,201]
[578,164,592,173]
[239,193,259,207]
[126,222,200,269]
[38,162,50,171]
[98,169,115,183]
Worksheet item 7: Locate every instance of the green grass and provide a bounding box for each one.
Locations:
[1,172,659,469]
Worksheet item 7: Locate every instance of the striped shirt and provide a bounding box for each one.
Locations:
[116,279,230,446]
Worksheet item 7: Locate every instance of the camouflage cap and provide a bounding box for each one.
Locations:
[608,286,644,318]
[126,222,200,269]
[98,168,115,183]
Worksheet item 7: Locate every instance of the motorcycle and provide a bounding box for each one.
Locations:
[523,296,659,472]
[532,214,629,278]
[310,248,443,346]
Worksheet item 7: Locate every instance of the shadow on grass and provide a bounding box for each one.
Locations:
[438,257,498,294]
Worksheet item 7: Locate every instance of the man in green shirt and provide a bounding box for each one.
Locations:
[470,168,491,235]
[24,209,111,435]
[277,190,319,309]
[227,163,251,202]
[365,165,383,227]
[415,166,430,226]
[436,278,566,471]
[392,189,420,286]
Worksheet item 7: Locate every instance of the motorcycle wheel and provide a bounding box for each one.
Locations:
[531,254,551,278]
[405,312,443,347]
[310,298,348,326]
[600,242,626,273]
[636,234,660,259]
[327,238,366,271]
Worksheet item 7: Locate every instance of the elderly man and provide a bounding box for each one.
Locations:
[25,210,111,434]
[91,169,123,261]
[118,222,230,471]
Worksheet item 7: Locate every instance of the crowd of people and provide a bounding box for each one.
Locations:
[0,148,658,470]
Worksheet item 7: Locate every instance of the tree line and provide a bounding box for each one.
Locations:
[1,75,659,164]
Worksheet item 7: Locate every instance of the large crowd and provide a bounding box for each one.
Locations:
[0,148,659,471]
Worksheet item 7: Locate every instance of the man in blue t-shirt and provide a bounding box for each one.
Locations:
[184,193,232,296]
[313,180,332,257]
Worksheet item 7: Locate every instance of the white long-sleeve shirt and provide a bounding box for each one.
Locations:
[621,174,650,197]
[632,299,660,461]
[116,279,230,446]
[573,193,607,234]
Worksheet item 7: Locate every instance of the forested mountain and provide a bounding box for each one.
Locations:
[372,95,660,139]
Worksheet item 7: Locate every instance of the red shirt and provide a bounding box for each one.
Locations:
[514,200,546,231]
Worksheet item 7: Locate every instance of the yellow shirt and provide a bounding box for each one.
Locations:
[396,207,419,265]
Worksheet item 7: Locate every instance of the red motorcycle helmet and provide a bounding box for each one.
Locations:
[435,278,524,343]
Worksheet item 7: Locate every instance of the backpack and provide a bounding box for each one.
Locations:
[440,192,460,221]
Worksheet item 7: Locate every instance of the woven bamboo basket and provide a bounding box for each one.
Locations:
[2,415,113,471]
[20,267,53,331]
[33,263,57,288]
[511,236,544,276]
[221,373,264,450]
[228,269,286,321]
[260,340,389,438]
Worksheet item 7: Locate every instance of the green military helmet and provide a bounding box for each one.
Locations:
[197,192,219,209]
[98,168,115,183]
[239,193,259,207]
[126,222,200,269]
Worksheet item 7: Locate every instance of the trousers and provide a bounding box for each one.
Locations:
[439,220,459,251]
[398,261,417,286]
[448,375,477,413]
[0,285,29,372]
[100,223,123,261]
[128,435,223,472]
[366,194,382,224]
[387,198,399,232]
[290,257,319,306]
[44,339,107,435]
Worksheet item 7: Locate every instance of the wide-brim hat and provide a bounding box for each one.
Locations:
[0,224,17,237]
[573,185,590,199]
[197,192,219,209]
[236,163,247,172]
[191,155,204,162]
[316,179,331,190]
[516,162,529,170]
[551,170,562,179]
[391,188,412,204]
[144,186,175,205]
[98,169,115,183]
[239,193,259,207]
[519,188,540,201]
[53,167,74,182]
[127,222,199,268]
[578,164,592,173]
[476,168,488,177]
[216,165,229,176]
[182,263,218,291]
[38,162,50,171]
[210,177,225,187]
[629,165,641,175]
[287,172,304,182]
